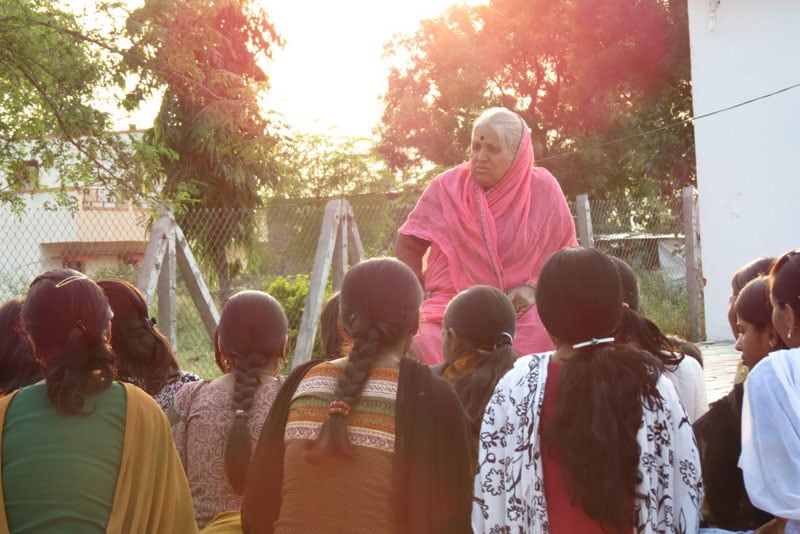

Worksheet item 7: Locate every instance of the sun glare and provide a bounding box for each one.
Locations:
[258,0,487,138]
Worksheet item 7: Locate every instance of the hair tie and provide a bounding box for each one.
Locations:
[572,337,615,349]
[234,409,249,419]
[622,302,630,309]
[329,400,351,417]
[493,331,514,350]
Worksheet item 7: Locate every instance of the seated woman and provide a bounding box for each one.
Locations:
[694,276,779,530]
[435,285,517,440]
[98,279,200,410]
[473,248,702,533]
[396,107,576,364]
[611,256,709,422]
[241,258,474,533]
[0,297,41,394]
[0,269,196,532]
[740,248,800,533]
[169,290,287,529]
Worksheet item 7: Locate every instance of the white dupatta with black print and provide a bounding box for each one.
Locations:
[472,353,703,534]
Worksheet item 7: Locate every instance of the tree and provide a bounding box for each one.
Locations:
[0,0,162,210]
[124,0,283,302]
[377,0,694,199]
[272,132,399,201]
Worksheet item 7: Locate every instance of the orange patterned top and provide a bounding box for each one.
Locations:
[274,362,400,534]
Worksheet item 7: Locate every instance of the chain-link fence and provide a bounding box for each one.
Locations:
[0,189,701,379]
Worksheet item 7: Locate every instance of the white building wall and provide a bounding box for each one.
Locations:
[688,0,800,340]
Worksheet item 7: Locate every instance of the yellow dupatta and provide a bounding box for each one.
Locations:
[0,382,198,533]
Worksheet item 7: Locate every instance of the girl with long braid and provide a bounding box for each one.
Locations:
[169,290,287,529]
[242,258,474,533]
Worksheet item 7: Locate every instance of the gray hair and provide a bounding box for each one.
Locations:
[472,107,526,155]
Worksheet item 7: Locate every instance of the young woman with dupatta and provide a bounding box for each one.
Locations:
[0,269,196,533]
[395,107,577,364]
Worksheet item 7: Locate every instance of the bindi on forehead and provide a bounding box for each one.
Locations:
[480,135,485,140]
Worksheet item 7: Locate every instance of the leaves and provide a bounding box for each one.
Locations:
[377,0,695,198]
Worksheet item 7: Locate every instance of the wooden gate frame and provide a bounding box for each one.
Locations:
[292,198,365,368]
[136,210,219,349]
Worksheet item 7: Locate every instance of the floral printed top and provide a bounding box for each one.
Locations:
[123,370,201,411]
[472,352,703,534]
[168,376,282,529]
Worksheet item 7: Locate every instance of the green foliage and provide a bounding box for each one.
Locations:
[273,133,399,200]
[639,269,691,340]
[0,0,168,208]
[124,0,285,302]
[265,274,327,367]
[377,0,694,199]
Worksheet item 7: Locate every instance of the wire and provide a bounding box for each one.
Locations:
[536,81,800,163]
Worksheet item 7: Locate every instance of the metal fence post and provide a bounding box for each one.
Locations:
[682,186,703,341]
[575,194,594,248]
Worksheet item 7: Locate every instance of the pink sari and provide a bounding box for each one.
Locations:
[399,129,577,364]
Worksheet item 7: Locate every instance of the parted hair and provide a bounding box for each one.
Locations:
[610,256,684,370]
[472,107,526,155]
[22,269,115,414]
[771,249,800,319]
[0,297,42,393]
[306,257,422,462]
[536,248,663,530]
[96,279,179,395]
[735,275,774,328]
[216,290,288,495]
[443,285,517,435]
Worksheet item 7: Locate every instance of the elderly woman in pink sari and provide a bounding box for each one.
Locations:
[396,107,577,365]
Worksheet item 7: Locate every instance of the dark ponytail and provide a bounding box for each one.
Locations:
[536,248,663,529]
[443,285,517,435]
[306,258,422,462]
[216,290,288,495]
[23,269,115,414]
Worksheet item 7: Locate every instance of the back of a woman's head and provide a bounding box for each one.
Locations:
[308,257,422,461]
[338,257,422,342]
[217,290,288,495]
[537,248,623,343]
[443,285,517,435]
[735,276,773,328]
[536,248,662,529]
[23,269,115,413]
[473,107,524,155]
[0,297,41,393]
[97,279,178,395]
[733,256,775,296]
[771,249,800,318]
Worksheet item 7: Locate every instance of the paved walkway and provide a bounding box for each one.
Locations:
[698,340,740,402]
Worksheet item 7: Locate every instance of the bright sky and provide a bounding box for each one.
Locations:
[254,0,475,138]
[255,0,486,138]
